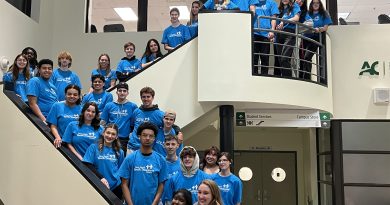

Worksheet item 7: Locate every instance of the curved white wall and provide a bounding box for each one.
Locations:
[198,12,333,113]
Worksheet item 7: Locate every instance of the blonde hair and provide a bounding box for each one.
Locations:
[199,180,223,205]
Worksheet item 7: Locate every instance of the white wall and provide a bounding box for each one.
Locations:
[0,86,109,205]
[329,25,390,119]
[198,12,333,113]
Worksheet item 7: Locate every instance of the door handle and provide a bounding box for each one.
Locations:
[257,189,262,201]
[263,189,268,201]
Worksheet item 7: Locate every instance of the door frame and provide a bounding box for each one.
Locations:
[234,150,298,205]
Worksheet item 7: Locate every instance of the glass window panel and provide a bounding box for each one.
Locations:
[319,183,332,205]
[342,122,390,151]
[88,0,138,33]
[343,154,390,184]
[318,128,331,153]
[318,155,332,181]
[344,186,390,205]
[148,0,193,31]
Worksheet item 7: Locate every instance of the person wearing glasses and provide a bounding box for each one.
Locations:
[211,152,243,205]
[118,122,167,205]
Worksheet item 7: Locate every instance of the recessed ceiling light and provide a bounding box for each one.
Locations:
[169,6,190,20]
[114,7,138,21]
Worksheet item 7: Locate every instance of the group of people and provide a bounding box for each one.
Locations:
[252,0,332,81]
[2,46,242,204]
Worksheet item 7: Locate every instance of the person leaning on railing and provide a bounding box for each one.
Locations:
[251,0,279,75]
[274,0,300,77]
[203,0,239,10]
[299,0,332,81]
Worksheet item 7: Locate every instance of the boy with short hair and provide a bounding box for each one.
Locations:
[100,82,137,153]
[118,122,167,205]
[116,42,142,82]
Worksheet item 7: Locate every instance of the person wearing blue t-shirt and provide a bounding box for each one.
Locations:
[274,0,301,77]
[165,146,211,204]
[118,122,168,205]
[21,47,38,77]
[299,0,332,81]
[162,8,191,52]
[63,102,102,160]
[3,54,32,103]
[187,1,201,38]
[154,110,184,156]
[83,123,125,198]
[203,0,239,10]
[141,39,163,68]
[252,0,279,75]
[116,42,142,82]
[47,84,82,148]
[82,74,113,113]
[50,51,82,101]
[212,152,243,205]
[100,82,137,153]
[27,59,58,122]
[232,0,257,11]
[127,87,164,153]
[90,54,116,92]
[162,134,181,204]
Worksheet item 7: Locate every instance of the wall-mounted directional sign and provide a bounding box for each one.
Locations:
[236,110,324,128]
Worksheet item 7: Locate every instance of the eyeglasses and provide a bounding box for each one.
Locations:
[17,59,27,63]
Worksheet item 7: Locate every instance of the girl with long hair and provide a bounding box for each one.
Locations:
[47,84,82,148]
[299,0,332,80]
[141,39,163,68]
[83,123,124,198]
[90,54,116,91]
[201,146,220,174]
[63,102,103,160]
[187,1,202,38]
[196,180,223,205]
[2,54,31,103]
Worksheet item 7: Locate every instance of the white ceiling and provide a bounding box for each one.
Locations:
[338,0,390,24]
[89,0,390,32]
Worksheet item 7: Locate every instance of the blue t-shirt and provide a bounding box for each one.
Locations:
[141,54,158,65]
[83,143,125,190]
[62,121,102,157]
[100,101,138,139]
[91,69,117,90]
[118,150,168,205]
[306,12,332,38]
[81,91,113,113]
[162,158,181,204]
[161,25,191,49]
[127,107,164,150]
[278,3,301,30]
[153,128,184,157]
[211,173,243,205]
[187,20,198,38]
[50,68,82,101]
[3,72,30,102]
[26,77,58,117]
[253,0,279,37]
[116,57,142,74]
[46,101,81,137]
[165,170,211,203]
[203,0,239,10]
[231,0,257,11]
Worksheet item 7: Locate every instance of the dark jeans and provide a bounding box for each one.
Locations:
[253,35,271,75]
[274,28,296,77]
[112,184,123,199]
[299,36,320,80]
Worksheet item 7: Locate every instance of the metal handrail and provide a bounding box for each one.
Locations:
[253,16,327,85]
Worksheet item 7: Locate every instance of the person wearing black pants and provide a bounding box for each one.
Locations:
[299,36,319,80]
[253,35,271,75]
[275,28,296,77]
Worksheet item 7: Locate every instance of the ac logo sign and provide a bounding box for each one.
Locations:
[359,61,390,77]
